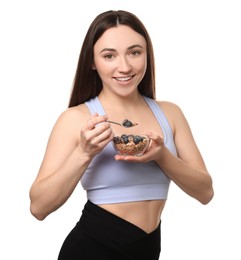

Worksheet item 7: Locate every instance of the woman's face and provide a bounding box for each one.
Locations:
[93,25,147,97]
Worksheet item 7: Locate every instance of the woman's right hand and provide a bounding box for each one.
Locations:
[79,113,114,159]
[29,111,113,220]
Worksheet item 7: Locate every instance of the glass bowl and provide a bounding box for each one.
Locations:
[113,134,149,156]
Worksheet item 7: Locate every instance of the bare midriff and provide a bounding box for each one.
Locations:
[99,200,166,234]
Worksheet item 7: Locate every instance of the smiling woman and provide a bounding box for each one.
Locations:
[29,10,213,260]
[93,25,147,98]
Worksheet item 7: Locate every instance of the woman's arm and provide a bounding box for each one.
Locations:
[29,108,113,220]
[115,101,214,204]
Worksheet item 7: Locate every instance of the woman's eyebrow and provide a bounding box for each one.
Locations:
[100,48,116,53]
[127,44,143,50]
[100,44,143,54]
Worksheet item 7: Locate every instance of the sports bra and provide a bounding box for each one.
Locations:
[81,96,177,204]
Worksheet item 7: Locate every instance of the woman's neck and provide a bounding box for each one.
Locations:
[98,91,144,111]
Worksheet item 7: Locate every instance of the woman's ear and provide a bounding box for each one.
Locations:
[91,63,96,70]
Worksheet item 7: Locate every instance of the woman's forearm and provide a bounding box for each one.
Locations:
[29,148,91,220]
[157,146,214,204]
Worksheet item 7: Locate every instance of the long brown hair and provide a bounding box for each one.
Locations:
[68,10,156,107]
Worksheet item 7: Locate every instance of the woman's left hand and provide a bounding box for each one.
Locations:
[114,132,164,163]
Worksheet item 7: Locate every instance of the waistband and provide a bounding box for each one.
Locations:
[79,200,161,259]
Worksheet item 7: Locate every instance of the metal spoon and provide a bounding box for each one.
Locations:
[107,119,138,128]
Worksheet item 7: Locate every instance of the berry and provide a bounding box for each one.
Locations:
[133,135,142,144]
[122,119,133,127]
[113,136,122,144]
[123,137,129,144]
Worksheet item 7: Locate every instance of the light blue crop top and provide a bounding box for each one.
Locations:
[81,96,177,204]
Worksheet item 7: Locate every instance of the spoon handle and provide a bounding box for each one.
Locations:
[107,120,123,126]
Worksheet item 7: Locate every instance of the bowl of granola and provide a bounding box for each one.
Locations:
[113,134,149,156]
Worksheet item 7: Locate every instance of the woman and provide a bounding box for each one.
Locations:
[29,10,214,260]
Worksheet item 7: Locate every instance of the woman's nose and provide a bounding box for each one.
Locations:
[117,57,132,72]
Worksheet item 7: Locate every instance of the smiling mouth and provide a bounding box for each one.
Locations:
[114,76,134,82]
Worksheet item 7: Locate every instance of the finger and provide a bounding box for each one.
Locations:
[85,128,114,156]
[90,121,112,137]
[82,121,113,149]
[146,132,163,144]
[86,115,108,129]
[91,126,114,144]
[146,132,157,140]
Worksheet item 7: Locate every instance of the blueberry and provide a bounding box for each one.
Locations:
[133,135,142,144]
[122,119,133,127]
[113,136,122,144]
[123,137,129,144]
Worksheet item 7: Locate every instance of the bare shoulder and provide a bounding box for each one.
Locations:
[56,103,91,127]
[49,103,91,143]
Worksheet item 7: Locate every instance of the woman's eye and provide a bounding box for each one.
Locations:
[104,54,114,59]
[130,50,141,56]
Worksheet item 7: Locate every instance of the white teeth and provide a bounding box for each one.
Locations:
[115,76,132,81]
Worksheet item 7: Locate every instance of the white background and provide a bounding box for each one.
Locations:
[1,0,240,259]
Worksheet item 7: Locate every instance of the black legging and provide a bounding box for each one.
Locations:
[58,200,161,260]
